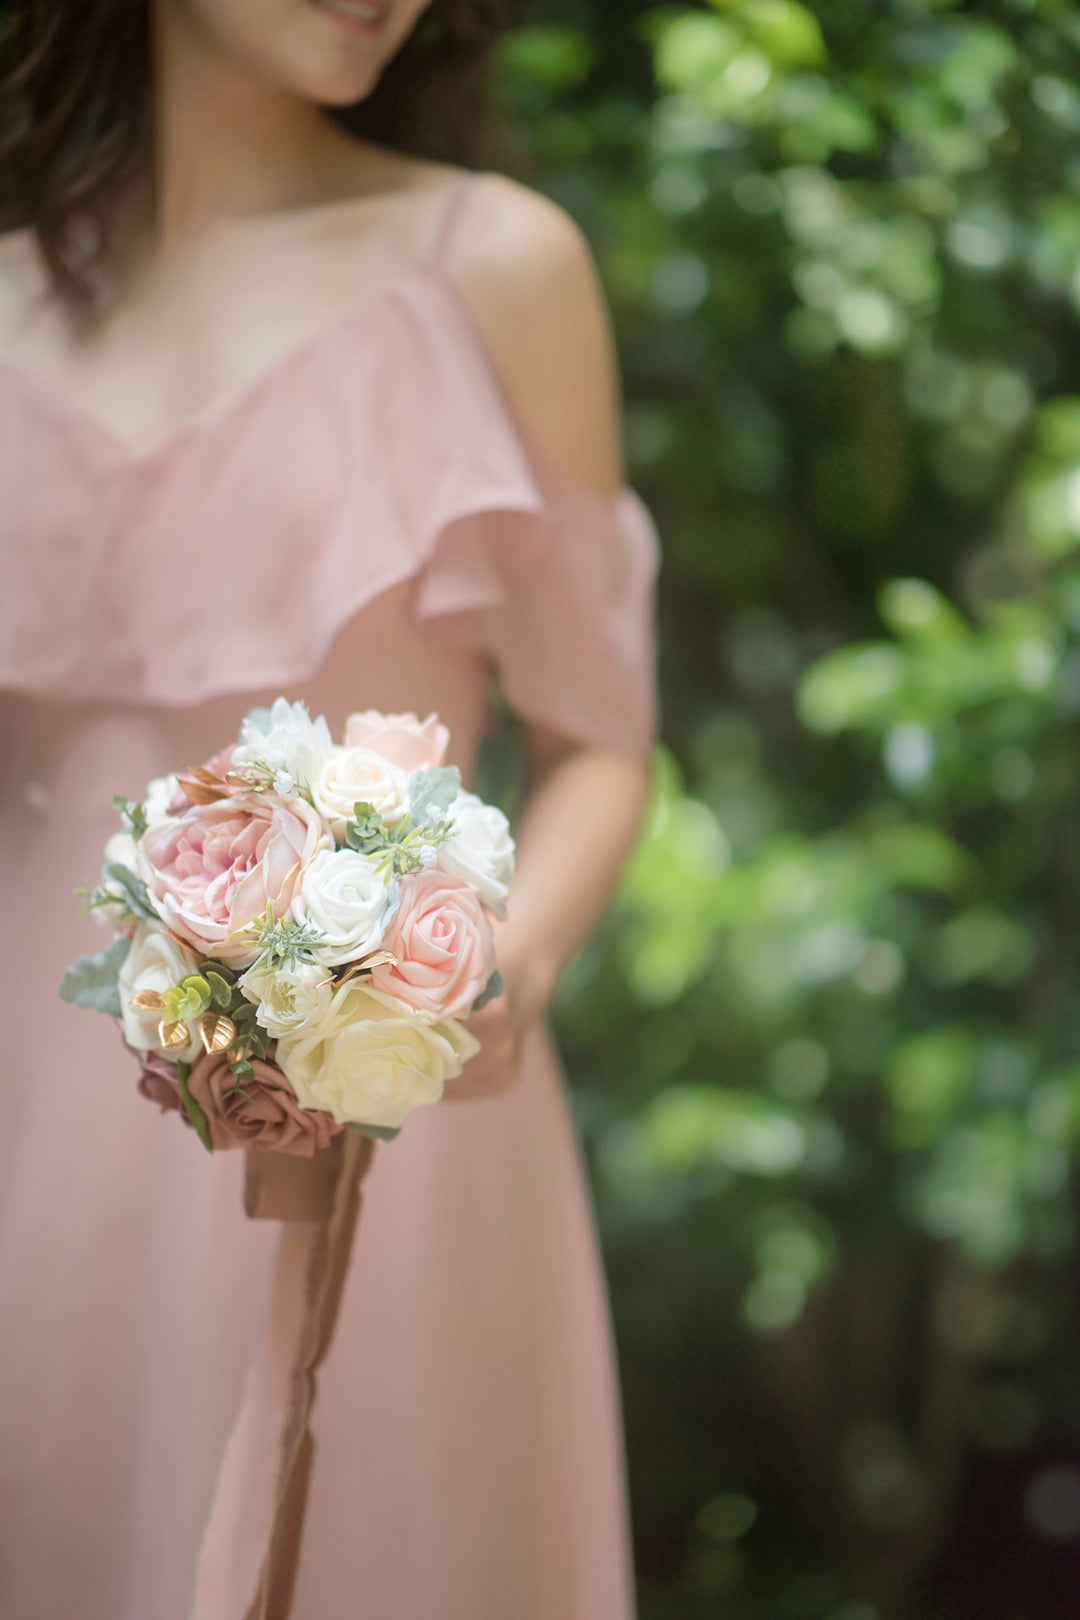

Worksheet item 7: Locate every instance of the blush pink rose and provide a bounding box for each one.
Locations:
[343,710,450,772]
[136,1051,343,1156]
[370,869,496,1019]
[138,791,328,967]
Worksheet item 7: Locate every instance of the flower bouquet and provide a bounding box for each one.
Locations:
[60,700,514,1154]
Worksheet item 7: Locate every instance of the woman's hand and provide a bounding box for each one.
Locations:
[441,947,553,1102]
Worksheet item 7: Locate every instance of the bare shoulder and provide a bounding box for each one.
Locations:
[445,171,624,498]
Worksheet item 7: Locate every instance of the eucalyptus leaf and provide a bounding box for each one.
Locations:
[347,1122,401,1142]
[205,970,235,1010]
[59,936,131,1017]
[408,765,461,826]
[472,969,504,1012]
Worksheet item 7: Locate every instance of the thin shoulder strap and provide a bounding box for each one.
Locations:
[426,171,476,269]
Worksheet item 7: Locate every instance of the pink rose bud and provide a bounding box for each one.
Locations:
[342,710,450,773]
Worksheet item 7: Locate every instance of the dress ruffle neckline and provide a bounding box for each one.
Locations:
[0,263,660,754]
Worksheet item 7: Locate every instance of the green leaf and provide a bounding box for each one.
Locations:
[113,794,149,839]
[348,1122,400,1143]
[176,1061,214,1153]
[59,936,131,1017]
[205,970,235,1010]
[409,766,461,826]
[103,862,156,920]
[472,969,503,1012]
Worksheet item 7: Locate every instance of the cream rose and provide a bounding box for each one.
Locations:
[437,792,515,921]
[310,747,410,842]
[118,921,203,1063]
[275,982,480,1130]
[290,846,396,967]
[238,960,333,1039]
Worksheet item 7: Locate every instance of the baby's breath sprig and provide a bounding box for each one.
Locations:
[236,902,326,970]
[225,760,314,804]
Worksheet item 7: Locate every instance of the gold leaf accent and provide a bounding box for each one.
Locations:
[175,764,232,805]
[158,1018,189,1050]
[130,988,165,1010]
[199,1012,236,1055]
[336,950,397,984]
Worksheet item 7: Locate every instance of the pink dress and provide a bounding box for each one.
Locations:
[0,173,659,1620]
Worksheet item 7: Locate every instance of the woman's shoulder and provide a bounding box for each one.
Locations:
[439,169,624,498]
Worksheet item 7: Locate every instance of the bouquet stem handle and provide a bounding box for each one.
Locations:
[189,1131,376,1620]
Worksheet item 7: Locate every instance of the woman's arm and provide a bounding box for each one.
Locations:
[442,177,653,1097]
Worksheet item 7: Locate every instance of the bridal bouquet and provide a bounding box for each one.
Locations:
[61,701,514,1155]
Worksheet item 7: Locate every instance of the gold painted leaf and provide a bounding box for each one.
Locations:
[199,1012,237,1055]
[337,950,398,984]
[158,1019,189,1050]
[130,988,165,1010]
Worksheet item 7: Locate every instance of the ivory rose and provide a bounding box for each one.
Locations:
[239,959,334,1039]
[137,792,329,968]
[290,847,396,967]
[275,982,480,1130]
[136,1051,343,1156]
[119,922,204,1062]
[371,870,496,1019]
[343,710,450,772]
[310,747,409,841]
[437,792,515,921]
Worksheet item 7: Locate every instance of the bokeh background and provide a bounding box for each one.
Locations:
[490,3,1080,1617]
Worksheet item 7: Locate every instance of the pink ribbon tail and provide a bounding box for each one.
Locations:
[189,1132,375,1620]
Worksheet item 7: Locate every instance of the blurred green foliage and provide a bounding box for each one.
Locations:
[499,2,1080,1616]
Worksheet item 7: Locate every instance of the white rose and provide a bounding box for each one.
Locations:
[232,697,335,792]
[238,960,333,1039]
[117,921,203,1063]
[291,846,395,967]
[144,774,178,828]
[104,829,138,871]
[437,792,515,921]
[276,982,480,1129]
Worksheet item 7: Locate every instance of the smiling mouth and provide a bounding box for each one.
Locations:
[313,0,388,35]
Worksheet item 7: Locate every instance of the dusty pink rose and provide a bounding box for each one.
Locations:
[371,869,496,1019]
[137,1052,184,1115]
[135,1051,343,1156]
[343,710,450,772]
[137,791,328,967]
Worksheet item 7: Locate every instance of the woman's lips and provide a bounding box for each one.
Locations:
[312,0,388,37]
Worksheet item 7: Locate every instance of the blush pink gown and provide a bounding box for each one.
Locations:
[0,173,659,1620]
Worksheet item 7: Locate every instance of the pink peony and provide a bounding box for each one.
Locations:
[137,791,328,967]
[135,1051,343,1156]
[370,869,496,1019]
[343,710,450,773]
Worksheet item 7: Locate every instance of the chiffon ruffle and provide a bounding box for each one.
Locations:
[0,269,659,756]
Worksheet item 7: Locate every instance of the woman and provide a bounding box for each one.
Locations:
[0,1,659,1616]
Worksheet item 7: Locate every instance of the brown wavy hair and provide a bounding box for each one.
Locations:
[0,0,515,315]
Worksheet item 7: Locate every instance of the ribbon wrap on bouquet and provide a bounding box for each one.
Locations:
[189,1132,375,1620]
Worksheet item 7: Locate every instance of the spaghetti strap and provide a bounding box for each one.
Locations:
[426,171,476,269]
